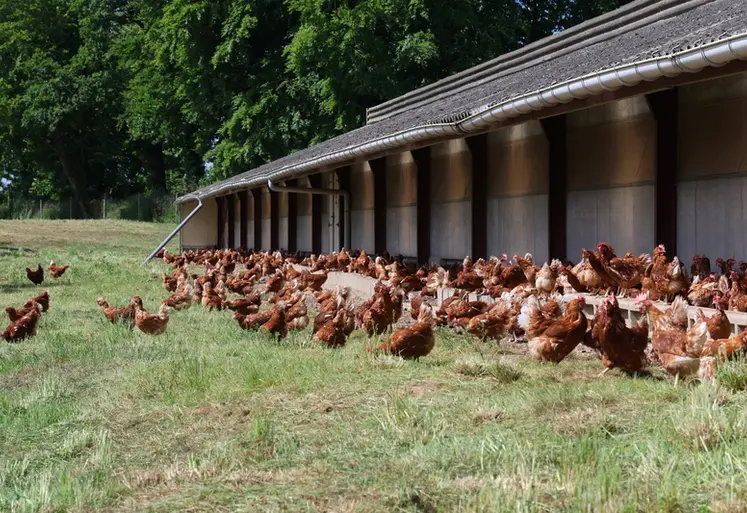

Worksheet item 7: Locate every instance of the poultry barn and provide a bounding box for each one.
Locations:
[159,0,747,278]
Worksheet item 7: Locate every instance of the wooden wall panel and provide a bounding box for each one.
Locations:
[567,96,655,191]
[487,121,548,198]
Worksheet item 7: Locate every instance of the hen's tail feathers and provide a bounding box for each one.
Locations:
[518,295,541,331]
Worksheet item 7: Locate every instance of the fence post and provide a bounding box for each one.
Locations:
[69,197,72,219]
[39,199,42,219]
[102,197,107,219]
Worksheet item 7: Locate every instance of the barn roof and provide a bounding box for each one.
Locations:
[177,0,747,204]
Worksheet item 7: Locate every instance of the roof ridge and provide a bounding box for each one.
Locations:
[366,0,708,124]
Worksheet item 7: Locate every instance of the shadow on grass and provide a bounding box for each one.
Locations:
[0,281,58,294]
[0,246,38,255]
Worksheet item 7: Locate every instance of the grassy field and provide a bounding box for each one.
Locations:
[2,220,747,512]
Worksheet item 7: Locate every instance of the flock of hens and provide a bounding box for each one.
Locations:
[6,242,747,382]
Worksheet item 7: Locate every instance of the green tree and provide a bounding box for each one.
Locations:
[284,0,524,138]
[0,0,137,215]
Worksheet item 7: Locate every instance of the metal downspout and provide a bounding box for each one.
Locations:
[143,197,203,264]
[267,179,351,252]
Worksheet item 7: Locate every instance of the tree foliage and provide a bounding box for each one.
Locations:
[0,0,623,212]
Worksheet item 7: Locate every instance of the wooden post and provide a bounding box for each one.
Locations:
[646,88,678,254]
[335,167,351,251]
[287,180,298,253]
[252,189,262,250]
[270,189,279,251]
[239,190,249,249]
[466,134,488,260]
[226,193,236,249]
[216,196,226,249]
[411,147,431,265]
[541,115,568,260]
[369,157,387,255]
[308,174,323,254]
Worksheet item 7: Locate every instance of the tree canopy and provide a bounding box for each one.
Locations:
[0,0,624,215]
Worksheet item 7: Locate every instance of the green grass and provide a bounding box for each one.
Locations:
[1,220,747,512]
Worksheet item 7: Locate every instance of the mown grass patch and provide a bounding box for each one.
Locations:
[1,220,747,511]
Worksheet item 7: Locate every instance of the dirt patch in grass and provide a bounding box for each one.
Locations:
[404,380,449,398]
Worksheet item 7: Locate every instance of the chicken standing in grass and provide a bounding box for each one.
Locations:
[234,310,271,330]
[162,286,193,310]
[375,305,435,359]
[522,297,588,363]
[593,294,649,375]
[49,261,70,279]
[7,291,51,322]
[260,302,289,339]
[97,296,142,326]
[24,290,50,312]
[225,297,260,316]
[315,308,349,348]
[1,302,43,342]
[134,302,170,335]
[26,264,43,285]
[6,304,39,322]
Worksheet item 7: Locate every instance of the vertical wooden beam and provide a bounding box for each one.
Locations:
[336,166,351,250]
[239,190,249,249]
[541,115,568,260]
[270,190,279,251]
[369,157,387,255]
[466,134,488,260]
[226,194,236,249]
[286,180,298,254]
[308,174,323,255]
[411,148,431,265]
[252,188,262,250]
[216,196,225,249]
[646,88,678,254]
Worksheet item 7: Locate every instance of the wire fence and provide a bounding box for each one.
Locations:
[0,194,179,223]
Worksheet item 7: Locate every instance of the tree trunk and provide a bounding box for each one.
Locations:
[140,142,167,194]
[50,134,90,218]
